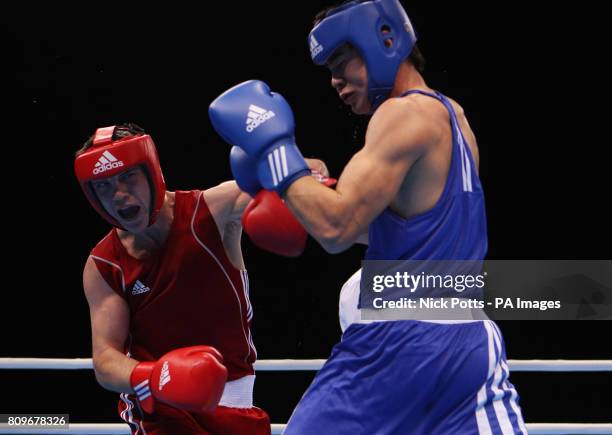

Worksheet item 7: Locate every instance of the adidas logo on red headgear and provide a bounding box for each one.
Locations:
[93,151,124,175]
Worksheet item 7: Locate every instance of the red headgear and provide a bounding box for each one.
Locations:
[74,125,166,229]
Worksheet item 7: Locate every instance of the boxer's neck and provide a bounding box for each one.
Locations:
[390,62,432,98]
[117,191,176,260]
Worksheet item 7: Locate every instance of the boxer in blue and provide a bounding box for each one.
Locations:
[208,1,526,433]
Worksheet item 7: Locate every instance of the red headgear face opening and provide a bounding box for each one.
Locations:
[74,126,166,229]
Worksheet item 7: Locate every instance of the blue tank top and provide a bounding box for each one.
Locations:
[365,90,487,261]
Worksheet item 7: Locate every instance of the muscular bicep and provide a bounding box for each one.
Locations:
[335,146,416,232]
[335,104,435,232]
[284,146,411,252]
[83,257,130,358]
[285,99,436,252]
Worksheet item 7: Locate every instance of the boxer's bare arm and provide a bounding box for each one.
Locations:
[204,181,252,235]
[204,156,331,238]
[204,157,331,267]
[83,257,137,393]
[203,181,250,269]
[285,99,439,253]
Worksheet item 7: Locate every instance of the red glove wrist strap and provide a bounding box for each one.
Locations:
[130,362,156,414]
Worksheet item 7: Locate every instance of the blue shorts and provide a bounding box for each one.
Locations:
[284,320,526,435]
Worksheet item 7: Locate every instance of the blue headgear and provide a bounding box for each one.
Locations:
[308,0,417,110]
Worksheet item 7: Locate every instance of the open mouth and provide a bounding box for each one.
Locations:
[117,205,141,221]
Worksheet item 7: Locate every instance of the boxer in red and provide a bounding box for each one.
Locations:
[75,124,328,434]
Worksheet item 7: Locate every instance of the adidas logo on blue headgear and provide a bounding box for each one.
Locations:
[308,0,417,110]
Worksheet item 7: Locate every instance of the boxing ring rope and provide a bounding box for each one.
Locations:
[1,423,611,434]
[1,358,611,434]
[2,358,612,371]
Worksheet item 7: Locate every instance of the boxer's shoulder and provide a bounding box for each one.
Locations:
[202,181,242,221]
[366,96,443,156]
[82,255,123,300]
[201,181,248,241]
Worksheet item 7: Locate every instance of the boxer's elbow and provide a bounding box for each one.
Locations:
[92,349,132,393]
[317,220,361,254]
[93,357,115,391]
[94,374,114,392]
[308,200,363,253]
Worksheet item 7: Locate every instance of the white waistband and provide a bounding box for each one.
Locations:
[219,374,254,409]
[339,269,491,332]
[352,317,487,325]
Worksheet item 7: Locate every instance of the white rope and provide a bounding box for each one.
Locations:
[0,358,93,369]
[526,424,612,434]
[1,423,611,434]
[1,358,612,371]
[0,424,127,434]
[1,358,609,433]
[508,360,612,372]
[278,423,612,434]
[255,359,327,371]
[1,359,609,434]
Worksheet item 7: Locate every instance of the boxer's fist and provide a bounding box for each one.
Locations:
[242,190,307,257]
[209,80,309,193]
[130,345,227,414]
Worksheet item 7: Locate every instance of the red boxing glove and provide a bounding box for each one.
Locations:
[242,190,307,257]
[130,345,227,414]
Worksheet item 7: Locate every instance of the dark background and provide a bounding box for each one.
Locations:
[5,1,611,428]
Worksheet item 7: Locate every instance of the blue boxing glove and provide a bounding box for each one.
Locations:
[209,80,310,194]
[230,146,261,197]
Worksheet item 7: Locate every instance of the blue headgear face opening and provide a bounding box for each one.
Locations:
[308,0,417,110]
